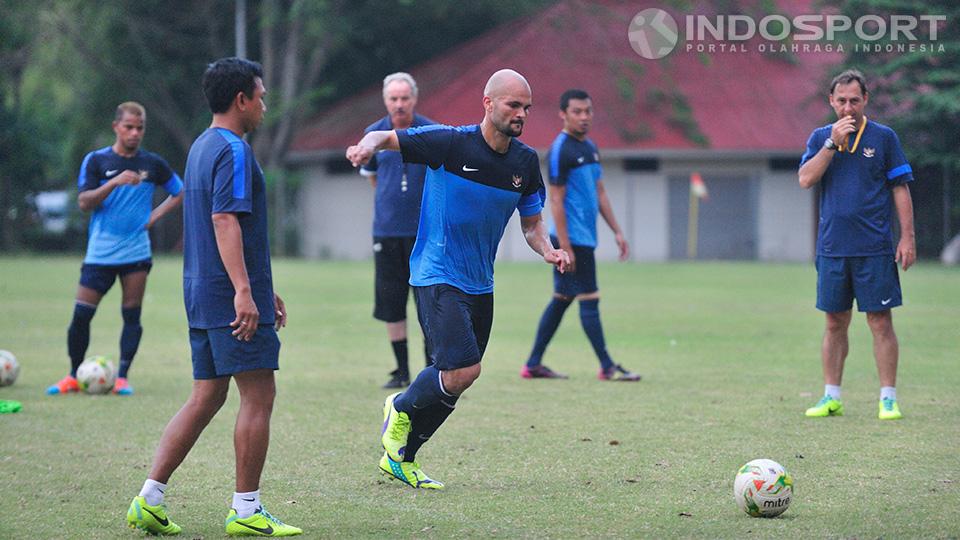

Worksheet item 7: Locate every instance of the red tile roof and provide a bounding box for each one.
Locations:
[290,0,841,154]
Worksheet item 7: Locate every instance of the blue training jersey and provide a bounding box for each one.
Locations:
[546,132,602,248]
[360,114,434,237]
[800,120,914,257]
[182,128,274,329]
[397,124,544,294]
[78,147,182,264]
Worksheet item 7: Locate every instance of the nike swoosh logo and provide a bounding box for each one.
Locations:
[418,434,431,440]
[462,165,479,172]
[242,497,256,502]
[105,169,119,177]
[143,507,169,527]
[237,521,274,535]
[881,298,892,305]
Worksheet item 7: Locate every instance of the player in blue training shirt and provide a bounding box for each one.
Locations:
[126,58,301,537]
[521,89,640,382]
[46,102,183,397]
[359,72,435,389]
[798,70,916,421]
[347,69,570,489]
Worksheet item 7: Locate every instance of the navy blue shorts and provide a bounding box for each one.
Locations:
[551,237,597,297]
[79,259,153,294]
[189,325,281,379]
[414,284,493,371]
[373,236,417,322]
[816,255,902,313]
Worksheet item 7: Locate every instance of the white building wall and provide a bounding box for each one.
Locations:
[301,169,374,260]
[758,171,815,261]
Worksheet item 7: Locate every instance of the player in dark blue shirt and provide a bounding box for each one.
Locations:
[359,72,435,389]
[46,102,183,397]
[798,70,915,421]
[521,89,641,382]
[127,58,301,537]
[347,69,570,489]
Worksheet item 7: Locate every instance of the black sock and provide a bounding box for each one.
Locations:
[119,306,142,378]
[527,297,572,367]
[404,394,459,463]
[579,299,613,369]
[67,303,96,376]
[391,339,409,376]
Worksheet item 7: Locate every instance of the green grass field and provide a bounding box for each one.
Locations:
[1,255,958,539]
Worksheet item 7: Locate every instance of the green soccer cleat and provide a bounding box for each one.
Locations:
[879,398,903,420]
[805,395,844,417]
[225,507,302,537]
[379,452,444,490]
[127,495,182,535]
[381,392,410,462]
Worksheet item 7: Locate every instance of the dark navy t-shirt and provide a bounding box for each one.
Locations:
[182,128,274,329]
[397,124,544,294]
[546,132,602,248]
[800,120,914,257]
[360,114,434,237]
[78,147,182,264]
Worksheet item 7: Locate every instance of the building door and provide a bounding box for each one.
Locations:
[668,173,758,260]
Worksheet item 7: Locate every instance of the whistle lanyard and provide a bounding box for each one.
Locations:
[838,116,867,153]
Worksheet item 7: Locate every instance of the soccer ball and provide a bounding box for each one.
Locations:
[0,350,19,386]
[734,458,793,517]
[76,356,116,394]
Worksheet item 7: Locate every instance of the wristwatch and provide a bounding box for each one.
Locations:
[823,138,838,151]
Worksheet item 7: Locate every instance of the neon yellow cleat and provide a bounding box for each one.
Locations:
[805,395,844,417]
[381,392,410,462]
[379,452,444,490]
[879,398,903,420]
[127,496,182,535]
[225,507,302,537]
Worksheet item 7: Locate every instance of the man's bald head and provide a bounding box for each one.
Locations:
[483,69,531,99]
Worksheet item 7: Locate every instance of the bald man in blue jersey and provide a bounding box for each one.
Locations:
[798,69,916,421]
[47,102,183,397]
[347,69,570,489]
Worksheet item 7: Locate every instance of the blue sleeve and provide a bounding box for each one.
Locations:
[212,141,252,214]
[397,125,455,169]
[152,156,183,196]
[884,130,913,184]
[799,129,823,168]
[360,152,378,176]
[517,156,545,217]
[548,138,572,186]
[77,152,100,192]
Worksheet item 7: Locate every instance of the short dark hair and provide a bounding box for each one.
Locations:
[202,57,264,114]
[830,69,867,96]
[560,89,591,111]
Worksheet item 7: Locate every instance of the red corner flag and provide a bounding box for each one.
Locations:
[690,172,708,199]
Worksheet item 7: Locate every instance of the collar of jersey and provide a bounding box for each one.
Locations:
[837,116,867,153]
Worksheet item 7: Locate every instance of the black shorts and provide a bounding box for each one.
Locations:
[414,284,493,371]
[373,236,417,322]
[551,237,598,297]
[79,258,153,295]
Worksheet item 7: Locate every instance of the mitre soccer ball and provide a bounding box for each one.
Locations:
[734,458,793,517]
[77,356,116,394]
[0,350,19,386]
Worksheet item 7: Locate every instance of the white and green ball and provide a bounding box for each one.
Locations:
[76,356,116,394]
[734,458,793,517]
[0,350,19,387]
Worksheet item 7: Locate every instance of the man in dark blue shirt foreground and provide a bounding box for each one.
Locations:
[127,57,301,536]
[359,72,435,389]
[347,69,570,489]
[798,69,915,421]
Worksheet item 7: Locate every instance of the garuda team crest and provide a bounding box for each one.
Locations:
[512,174,523,189]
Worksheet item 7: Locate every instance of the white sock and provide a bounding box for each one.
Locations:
[880,386,896,401]
[825,385,842,400]
[233,489,261,519]
[139,479,167,506]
